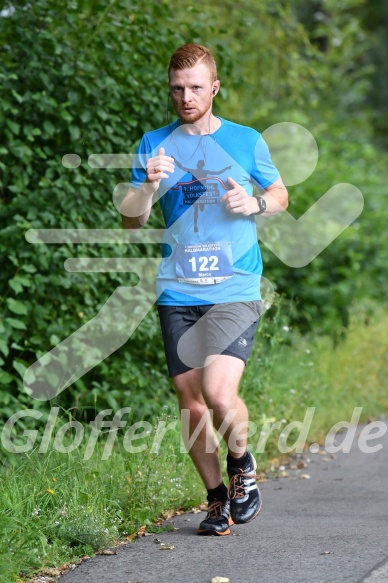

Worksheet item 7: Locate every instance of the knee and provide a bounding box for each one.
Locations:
[180,400,209,427]
[204,390,234,417]
[173,382,208,422]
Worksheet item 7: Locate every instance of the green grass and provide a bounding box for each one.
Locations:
[242,299,388,459]
[1,300,387,582]
[0,425,203,583]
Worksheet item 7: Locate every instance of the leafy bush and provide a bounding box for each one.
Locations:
[0,0,188,421]
[1,0,387,425]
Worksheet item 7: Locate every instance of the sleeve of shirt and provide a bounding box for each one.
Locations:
[251,133,280,189]
[129,134,152,189]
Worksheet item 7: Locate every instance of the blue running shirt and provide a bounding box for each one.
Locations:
[130,117,280,305]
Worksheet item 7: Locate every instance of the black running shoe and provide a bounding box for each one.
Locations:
[197,499,233,536]
[227,451,262,524]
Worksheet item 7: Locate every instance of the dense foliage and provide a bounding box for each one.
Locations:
[0,0,187,421]
[0,0,387,424]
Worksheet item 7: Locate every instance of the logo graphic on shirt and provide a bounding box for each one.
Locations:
[171,158,232,198]
[171,158,232,231]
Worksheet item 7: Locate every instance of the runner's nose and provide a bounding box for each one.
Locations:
[182,89,193,103]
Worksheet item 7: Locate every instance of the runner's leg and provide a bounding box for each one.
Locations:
[201,354,248,457]
[201,354,262,524]
[172,367,223,489]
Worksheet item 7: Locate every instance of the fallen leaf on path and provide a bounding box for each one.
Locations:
[97,549,116,555]
[320,551,335,555]
[58,562,74,572]
[161,508,185,520]
[40,569,61,577]
[126,524,150,541]
[137,525,147,537]
[211,577,230,583]
[300,474,311,479]
[297,461,308,469]
[160,543,175,550]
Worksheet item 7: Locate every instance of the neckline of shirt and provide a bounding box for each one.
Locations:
[174,116,224,138]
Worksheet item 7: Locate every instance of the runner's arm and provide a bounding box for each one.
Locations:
[120,146,175,229]
[120,183,157,229]
[255,176,288,216]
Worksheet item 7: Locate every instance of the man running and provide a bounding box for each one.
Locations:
[120,43,288,536]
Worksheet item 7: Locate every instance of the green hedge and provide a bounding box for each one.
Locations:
[1,0,387,426]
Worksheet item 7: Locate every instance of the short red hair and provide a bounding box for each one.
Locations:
[168,43,217,83]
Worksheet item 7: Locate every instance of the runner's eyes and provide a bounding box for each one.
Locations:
[171,86,202,92]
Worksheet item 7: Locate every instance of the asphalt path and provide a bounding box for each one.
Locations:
[60,421,388,583]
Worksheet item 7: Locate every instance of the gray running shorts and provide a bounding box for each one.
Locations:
[157,300,262,377]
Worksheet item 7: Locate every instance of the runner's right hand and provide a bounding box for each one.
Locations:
[146,147,175,188]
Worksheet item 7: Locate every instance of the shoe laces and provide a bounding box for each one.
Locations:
[206,499,226,519]
[228,469,259,500]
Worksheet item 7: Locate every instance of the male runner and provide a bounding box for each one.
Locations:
[121,43,288,535]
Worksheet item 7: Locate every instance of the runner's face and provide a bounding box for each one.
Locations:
[168,63,217,125]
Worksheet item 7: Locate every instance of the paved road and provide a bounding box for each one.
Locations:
[60,422,388,583]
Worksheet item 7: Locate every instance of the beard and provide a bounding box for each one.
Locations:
[175,99,213,125]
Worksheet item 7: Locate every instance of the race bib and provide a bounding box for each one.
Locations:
[176,242,234,285]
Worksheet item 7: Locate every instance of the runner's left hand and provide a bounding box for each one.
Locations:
[221,177,258,216]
